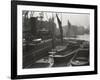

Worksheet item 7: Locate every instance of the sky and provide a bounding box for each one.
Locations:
[27,11,90,29]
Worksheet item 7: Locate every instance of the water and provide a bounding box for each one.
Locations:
[77,34,90,41]
[64,34,90,41]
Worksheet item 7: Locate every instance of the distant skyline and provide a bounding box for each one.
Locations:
[26,11,90,29]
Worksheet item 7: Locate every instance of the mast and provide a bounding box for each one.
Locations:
[66,20,70,37]
[56,14,63,44]
[51,13,55,49]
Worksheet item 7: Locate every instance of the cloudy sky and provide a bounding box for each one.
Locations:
[27,11,90,28]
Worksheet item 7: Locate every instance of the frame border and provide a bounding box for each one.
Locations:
[11,0,98,79]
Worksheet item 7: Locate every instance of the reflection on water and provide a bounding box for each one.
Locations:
[64,34,89,41]
[77,34,89,41]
